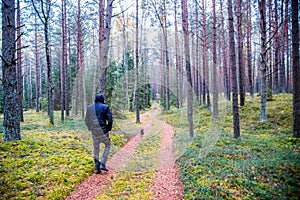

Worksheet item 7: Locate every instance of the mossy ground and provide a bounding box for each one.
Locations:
[166,94,299,199]
[0,110,127,199]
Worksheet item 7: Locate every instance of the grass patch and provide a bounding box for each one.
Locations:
[169,94,299,199]
[0,110,128,199]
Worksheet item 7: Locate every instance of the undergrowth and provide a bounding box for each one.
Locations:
[0,110,128,199]
[166,94,299,199]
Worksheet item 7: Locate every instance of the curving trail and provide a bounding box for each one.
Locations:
[65,106,183,200]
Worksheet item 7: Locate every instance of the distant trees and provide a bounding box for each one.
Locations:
[1,0,21,141]
[1,0,298,141]
[31,0,54,125]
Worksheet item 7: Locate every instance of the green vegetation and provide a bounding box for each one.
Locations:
[0,110,128,199]
[167,94,299,199]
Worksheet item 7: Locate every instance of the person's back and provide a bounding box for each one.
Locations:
[85,94,113,174]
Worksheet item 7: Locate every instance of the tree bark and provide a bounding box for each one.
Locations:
[97,0,113,96]
[212,0,218,120]
[273,0,279,94]
[246,0,254,98]
[236,0,245,106]
[1,0,21,141]
[259,0,268,122]
[228,0,240,138]
[135,0,140,123]
[17,0,24,122]
[34,13,41,113]
[292,0,299,137]
[181,0,194,138]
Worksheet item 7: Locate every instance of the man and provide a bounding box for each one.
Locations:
[85,94,113,174]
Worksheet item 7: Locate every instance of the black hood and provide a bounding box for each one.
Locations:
[95,94,105,103]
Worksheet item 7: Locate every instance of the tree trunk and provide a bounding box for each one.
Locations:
[135,0,140,123]
[35,14,41,113]
[220,0,230,101]
[1,0,21,141]
[259,0,268,122]
[228,0,240,139]
[273,0,279,94]
[181,0,194,138]
[236,0,245,106]
[246,0,254,98]
[212,0,218,120]
[174,0,181,108]
[292,0,299,137]
[97,0,113,96]
[17,0,24,122]
[61,0,66,121]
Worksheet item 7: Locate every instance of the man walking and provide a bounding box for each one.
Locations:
[85,94,113,174]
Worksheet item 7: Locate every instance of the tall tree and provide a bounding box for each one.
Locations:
[135,0,140,123]
[292,0,299,138]
[228,0,240,138]
[61,0,67,121]
[202,0,210,112]
[1,0,21,141]
[181,0,193,137]
[246,0,254,98]
[174,0,181,108]
[236,0,245,106]
[32,0,54,125]
[97,0,113,95]
[273,0,279,94]
[220,0,230,101]
[34,13,41,112]
[212,0,218,120]
[259,0,268,122]
[17,0,24,122]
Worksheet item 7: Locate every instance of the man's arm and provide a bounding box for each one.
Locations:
[106,107,113,131]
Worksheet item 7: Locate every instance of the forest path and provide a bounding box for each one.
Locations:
[65,104,183,200]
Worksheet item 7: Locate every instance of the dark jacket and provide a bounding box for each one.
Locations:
[85,94,113,133]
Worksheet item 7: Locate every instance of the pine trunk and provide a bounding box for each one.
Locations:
[259,0,268,122]
[1,0,21,141]
[236,0,245,106]
[292,0,299,138]
[246,0,254,98]
[228,0,240,138]
[135,0,140,123]
[212,0,218,120]
[35,14,41,113]
[181,0,194,138]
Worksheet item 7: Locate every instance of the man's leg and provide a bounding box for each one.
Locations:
[99,133,111,171]
[92,134,101,174]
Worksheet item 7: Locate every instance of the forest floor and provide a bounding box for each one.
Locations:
[66,104,183,200]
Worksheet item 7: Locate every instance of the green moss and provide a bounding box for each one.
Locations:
[0,110,128,199]
[170,94,299,199]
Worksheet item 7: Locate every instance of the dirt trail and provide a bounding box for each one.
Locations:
[66,107,183,200]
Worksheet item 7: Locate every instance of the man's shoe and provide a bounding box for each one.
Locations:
[94,159,101,174]
[99,163,109,171]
